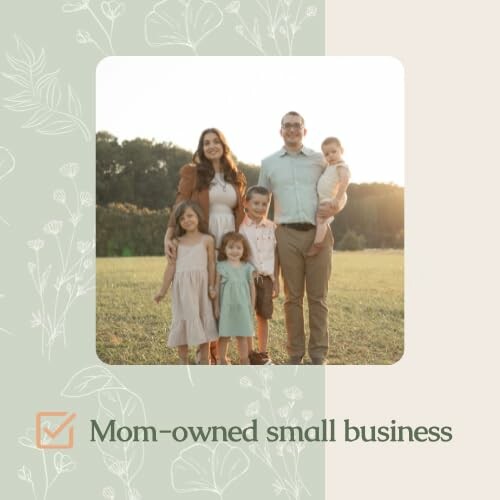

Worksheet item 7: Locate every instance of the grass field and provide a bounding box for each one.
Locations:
[96,250,403,365]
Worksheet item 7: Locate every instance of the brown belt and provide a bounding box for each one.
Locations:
[280,222,315,231]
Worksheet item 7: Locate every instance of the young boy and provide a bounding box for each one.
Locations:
[239,186,279,365]
[307,137,351,257]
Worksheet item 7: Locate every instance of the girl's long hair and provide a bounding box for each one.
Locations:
[193,128,246,192]
[217,232,251,262]
[173,200,209,239]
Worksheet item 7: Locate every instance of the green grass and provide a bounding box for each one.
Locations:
[96,250,403,365]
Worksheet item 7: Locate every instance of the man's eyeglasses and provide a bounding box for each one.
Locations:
[281,123,303,130]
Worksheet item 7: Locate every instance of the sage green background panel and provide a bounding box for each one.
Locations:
[0,1,326,499]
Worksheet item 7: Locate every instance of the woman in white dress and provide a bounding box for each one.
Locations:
[163,128,247,363]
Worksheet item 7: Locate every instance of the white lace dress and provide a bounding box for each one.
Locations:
[208,173,237,249]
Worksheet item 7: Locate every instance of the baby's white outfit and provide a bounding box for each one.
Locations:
[316,160,350,210]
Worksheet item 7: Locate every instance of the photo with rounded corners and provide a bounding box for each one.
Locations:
[95,56,404,366]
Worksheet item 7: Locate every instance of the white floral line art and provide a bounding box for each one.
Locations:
[61,365,146,500]
[18,426,76,500]
[28,162,95,361]
[62,0,125,56]
[171,442,250,499]
[2,37,91,142]
[224,0,318,55]
[0,146,15,226]
[145,0,223,55]
[240,369,312,499]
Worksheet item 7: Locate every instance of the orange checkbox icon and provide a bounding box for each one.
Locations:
[35,412,77,449]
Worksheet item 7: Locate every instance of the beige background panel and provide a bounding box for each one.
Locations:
[326,0,499,498]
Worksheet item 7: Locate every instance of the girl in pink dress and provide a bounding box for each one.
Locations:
[154,201,218,364]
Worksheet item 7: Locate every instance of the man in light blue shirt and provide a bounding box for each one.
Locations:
[258,111,338,365]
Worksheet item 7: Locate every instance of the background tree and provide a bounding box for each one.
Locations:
[96,131,124,205]
[96,132,404,255]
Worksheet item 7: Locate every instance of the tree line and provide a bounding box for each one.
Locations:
[96,132,404,256]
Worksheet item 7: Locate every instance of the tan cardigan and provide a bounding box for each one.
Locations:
[168,164,246,229]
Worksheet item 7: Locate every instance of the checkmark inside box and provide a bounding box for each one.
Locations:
[35,412,76,449]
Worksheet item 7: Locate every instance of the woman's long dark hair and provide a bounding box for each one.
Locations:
[193,128,246,192]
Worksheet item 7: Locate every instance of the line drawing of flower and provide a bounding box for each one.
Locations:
[61,365,147,500]
[145,0,223,55]
[283,386,303,401]
[224,0,318,55]
[171,442,250,498]
[0,146,15,227]
[60,162,80,178]
[28,162,95,360]
[239,368,312,499]
[2,38,90,142]
[62,0,125,55]
[18,425,76,500]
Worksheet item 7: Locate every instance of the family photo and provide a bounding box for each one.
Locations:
[96,57,404,366]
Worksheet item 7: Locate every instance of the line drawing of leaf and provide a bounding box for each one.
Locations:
[67,84,82,117]
[171,443,250,496]
[95,388,145,483]
[0,146,15,227]
[38,119,81,136]
[61,366,147,499]
[0,148,15,182]
[2,37,91,142]
[3,72,31,88]
[61,365,125,397]
[172,445,214,493]
[145,0,223,55]
[22,108,53,129]
[213,444,250,494]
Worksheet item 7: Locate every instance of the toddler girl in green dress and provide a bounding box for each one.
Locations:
[214,232,255,365]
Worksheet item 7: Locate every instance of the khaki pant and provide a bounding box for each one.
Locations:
[275,225,333,362]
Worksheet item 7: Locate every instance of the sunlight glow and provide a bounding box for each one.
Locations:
[96,56,404,185]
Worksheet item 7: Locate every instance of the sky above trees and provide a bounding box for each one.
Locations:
[97,56,404,186]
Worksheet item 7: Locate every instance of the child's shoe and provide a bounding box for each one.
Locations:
[249,350,273,365]
[248,350,261,365]
[258,351,273,365]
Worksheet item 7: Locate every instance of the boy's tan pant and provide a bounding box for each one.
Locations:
[275,225,333,363]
